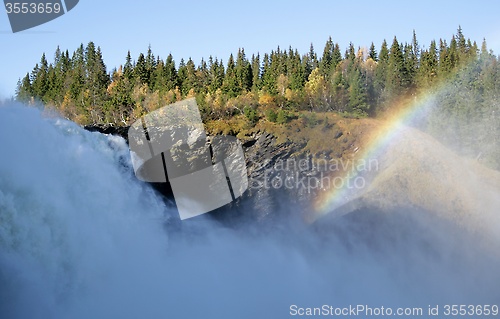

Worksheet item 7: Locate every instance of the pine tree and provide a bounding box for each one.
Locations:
[304,43,318,79]
[438,39,453,76]
[145,45,156,87]
[124,51,133,79]
[69,44,86,103]
[373,40,389,108]
[32,53,49,99]
[319,36,334,77]
[417,40,438,88]
[386,36,408,96]
[152,59,166,92]
[208,56,224,93]
[331,68,348,112]
[107,67,134,124]
[261,53,277,94]
[251,53,261,91]
[134,53,148,85]
[369,42,378,61]
[222,54,239,97]
[332,43,342,70]
[348,67,368,114]
[404,43,417,89]
[44,64,58,104]
[346,42,356,64]
[449,36,459,69]
[456,26,467,59]
[197,58,210,94]
[411,30,420,62]
[16,73,33,103]
[163,54,178,91]
[480,38,489,59]
[288,49,305,91]
[235,48,252,92]
[84,43,109,106]
[179,58,197,96]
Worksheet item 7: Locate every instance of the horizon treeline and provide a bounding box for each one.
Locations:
[15,27,499,127]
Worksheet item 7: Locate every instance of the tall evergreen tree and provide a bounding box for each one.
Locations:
[16,73,33,103]
[251,53,262,91]
[163,54,178,91]
[369,42,378,61]
[348,66,368,113]
[332,43,342,71]
[319,36,334,77]
[222,54,239,97]
[373,40,389,108]
[124,51,133,79]
[180,58,197,95]
[84,43,109,108]
[386,37,409,96]
[31,53,49,100]
[417,40,438,88]
[261,53,277,94]
[288,49,305,91]
[304,43,318,79]
[134,53,148,85]
[208,56,224,93]
[235,48,252,92]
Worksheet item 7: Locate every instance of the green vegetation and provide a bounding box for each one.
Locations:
[15,27,500,169]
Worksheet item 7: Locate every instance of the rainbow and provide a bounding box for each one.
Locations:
[311,86,446,221]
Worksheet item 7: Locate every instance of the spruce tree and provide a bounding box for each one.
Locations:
[386,36,408,96]
[304,43,318,79]
[288,49,305,91]
[417,40,438,88]
[16,73,33,103]
[251,53,262,91]
[373,40,389,108]
[332,43,342,70]
[261,53,277,94]
[164,54,178,91]
[134,53,148,85]
[348,67,368,114]
[319,36,334,77]
[235,48,252,92]
[222,54,239,97]
[369,42,378,61]
[208,56,224,93]
[124,51,133,79]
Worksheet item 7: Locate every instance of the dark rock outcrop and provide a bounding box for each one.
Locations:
[84,124,326,223]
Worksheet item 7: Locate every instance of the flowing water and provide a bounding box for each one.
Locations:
[1,104,499,318]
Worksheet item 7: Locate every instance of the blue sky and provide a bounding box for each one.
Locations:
[1,0,500,99]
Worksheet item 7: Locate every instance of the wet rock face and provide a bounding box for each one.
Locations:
[83,125,325,222]
[84,124,129,139]
[239,132,320,221]
[83,122,500,237]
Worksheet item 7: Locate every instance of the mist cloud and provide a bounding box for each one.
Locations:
[0,103,499,319]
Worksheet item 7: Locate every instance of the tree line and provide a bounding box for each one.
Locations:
[16,27,493,124]
[14,27,500,169]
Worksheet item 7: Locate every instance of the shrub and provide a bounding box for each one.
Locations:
[265,109,278,123]
[244,106,259,124]
[298,113,318,128]
[276,109,290,125]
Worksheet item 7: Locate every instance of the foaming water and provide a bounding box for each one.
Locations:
[0,104,499,319]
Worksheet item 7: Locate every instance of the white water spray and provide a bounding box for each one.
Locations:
[0,104,498,319]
